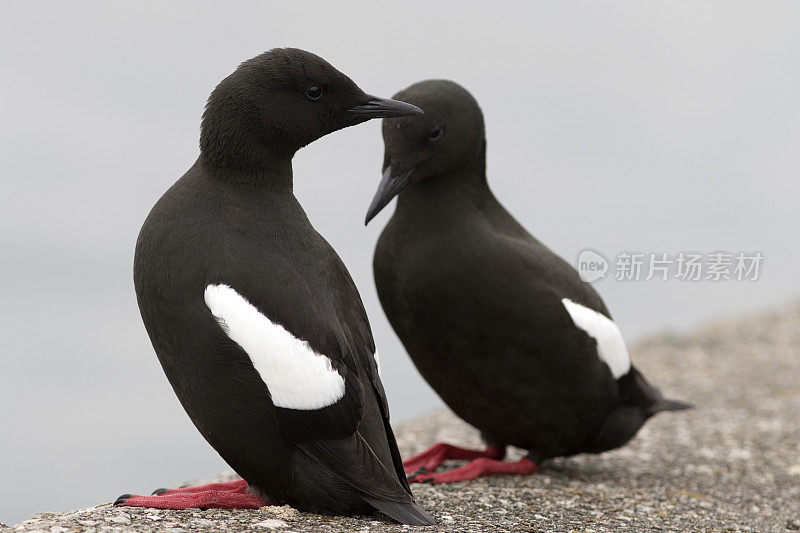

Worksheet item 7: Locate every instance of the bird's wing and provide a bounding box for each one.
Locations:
[204,264,411,501]
[418,228,632,384]
[510,235,633,379]
[203,283,363,441]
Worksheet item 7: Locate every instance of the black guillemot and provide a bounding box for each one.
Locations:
[366,79,690,483]
[118,49,433,525]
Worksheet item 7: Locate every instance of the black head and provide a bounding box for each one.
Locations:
[365,79,485,224]
[200,48,422,170]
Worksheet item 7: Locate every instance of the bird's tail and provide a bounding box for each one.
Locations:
[646,397,693,417]
[364,496,436,526]
[621,367,693,417]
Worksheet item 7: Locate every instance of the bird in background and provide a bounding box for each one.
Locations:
[118,48,434,525]
[365,79,690,484]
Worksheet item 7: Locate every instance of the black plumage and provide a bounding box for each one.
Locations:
[366,80,689,479]
[130,49,433,524]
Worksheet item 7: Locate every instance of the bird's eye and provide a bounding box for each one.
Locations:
[305,86,323,101]
[429,126,443,141]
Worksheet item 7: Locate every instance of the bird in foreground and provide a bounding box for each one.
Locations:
[118,49,434,525]
[365,79,690,484]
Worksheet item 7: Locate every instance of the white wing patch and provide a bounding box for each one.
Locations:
[373,351,382,378]
[561,298,631,379]
[204,283,346,410]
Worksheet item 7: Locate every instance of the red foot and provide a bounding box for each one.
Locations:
[156,479,248,496]
[116,479,268,509]
[403,442,505,475]
[408,457,539,484]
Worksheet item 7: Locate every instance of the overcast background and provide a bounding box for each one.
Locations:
[1,1,798,525]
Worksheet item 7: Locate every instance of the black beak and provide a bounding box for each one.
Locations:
[349,95,423,118]
[365,166,415,225]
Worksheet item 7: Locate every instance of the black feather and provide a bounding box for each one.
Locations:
[363,497,436,526]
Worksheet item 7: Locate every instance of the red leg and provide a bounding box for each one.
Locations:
[403,442,505,475]
[153,479,248,496]
[408,457,539,484]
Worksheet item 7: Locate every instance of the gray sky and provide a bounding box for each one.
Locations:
[1,1,798,525]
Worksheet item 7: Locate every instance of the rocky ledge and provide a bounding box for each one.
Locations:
[9,302,800,532]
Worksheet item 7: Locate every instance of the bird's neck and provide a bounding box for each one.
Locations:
[199,96,297,190]
[396,141,494,215]
[199,148,295,192]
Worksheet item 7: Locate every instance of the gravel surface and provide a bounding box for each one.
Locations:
[10,302,800,532]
